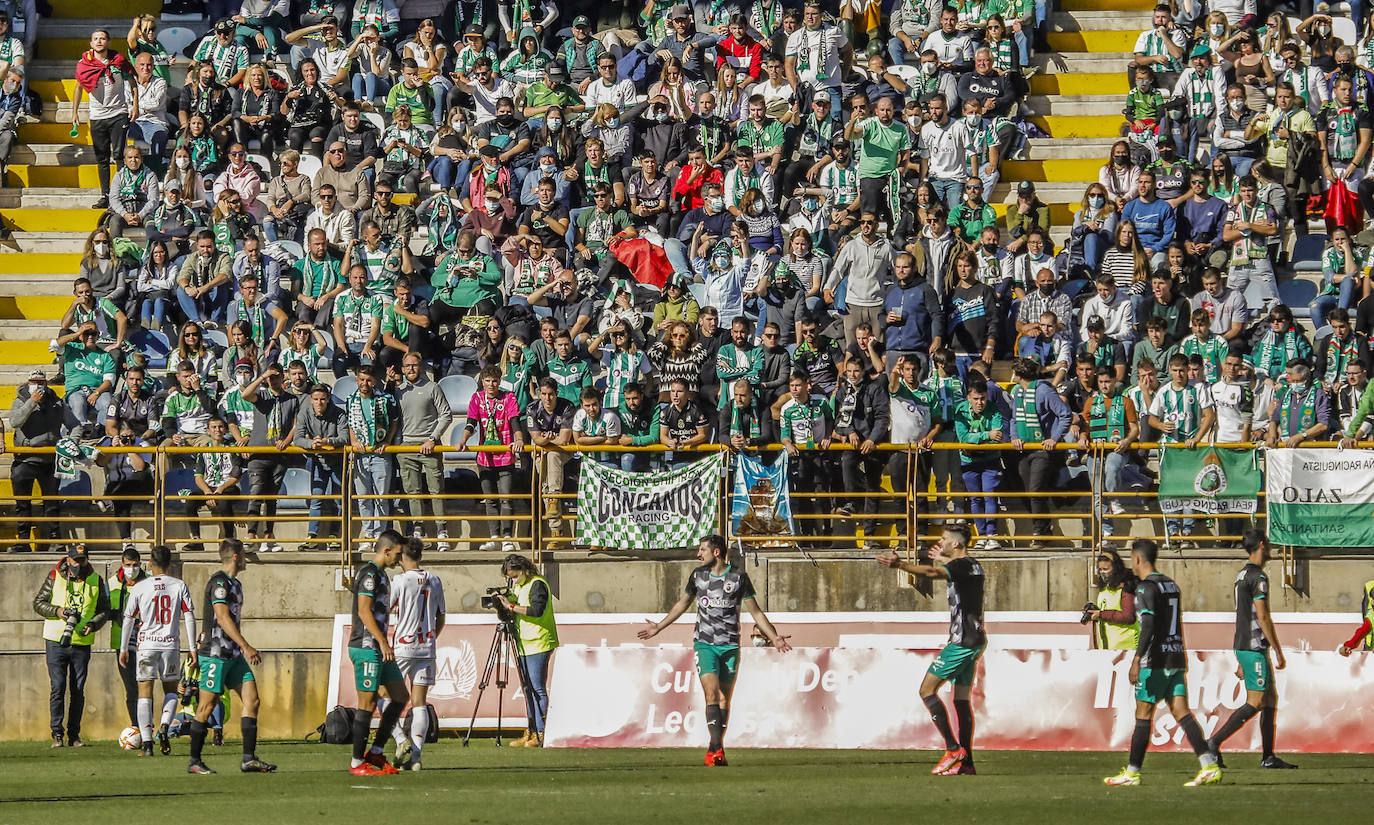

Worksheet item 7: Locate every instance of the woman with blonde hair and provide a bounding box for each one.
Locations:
[264,148,312,243]
[403,19,450,122]
[163,144,209,212]
[79,226,132,317]
[232,63,280,161]
[581,102,649,166]
[1260,12,1294,67]
[715,63,746,124]
[1070,182,1119,274]
[646,321,709,402]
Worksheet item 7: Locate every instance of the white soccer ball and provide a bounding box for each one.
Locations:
[118,726,142,750]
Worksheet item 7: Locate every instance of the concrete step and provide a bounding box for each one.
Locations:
[18,121,91,145]
[1030,72,1128,96]
[0,340,64,364]
[1024,136,1120,160]
[1049,10,1153,31]
[5,164,103,189]
[1047,30,1141,53]
[6,143,99,166]
[0,296,73,321]
[1027,94,1128,117]
[1059,0,1154,10]
[1001,157,1107,183]
[0,187,105,209]
[0,319,61,340]
[21,58,189,84]
[1034,51,1134,73]
[0,232,91,254]
[1030,114,1123,139]
[0,208,103,232]
[1,252,85,275]
[48,1,161,18]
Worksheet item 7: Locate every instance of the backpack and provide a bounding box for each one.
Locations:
[402,704,440,743]
[307,705,355,744]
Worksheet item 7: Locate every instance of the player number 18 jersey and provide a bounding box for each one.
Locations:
[126,575,195,651]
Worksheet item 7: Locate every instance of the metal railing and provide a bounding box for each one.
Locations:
[0,440,1343,569]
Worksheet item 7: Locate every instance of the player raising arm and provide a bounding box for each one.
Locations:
[876,523,984,776]
[638,534,792,767]
[1207,529,1298,770]
[188,538,276,775]
[119,544,196,757]
[1103,539,1220,788]
[386,537,447,771]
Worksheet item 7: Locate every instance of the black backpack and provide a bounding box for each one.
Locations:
[402,704,440,744]
[307,706,356,744]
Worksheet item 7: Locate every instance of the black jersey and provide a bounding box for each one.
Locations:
[685,564,756,647]
[349,561,391,651]
[199,570,244,659]
[942,555,986,647]
[1137,572,1187,669]
[1232,562,1270,653]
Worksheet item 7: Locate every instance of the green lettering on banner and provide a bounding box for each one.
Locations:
[1266,448,1374,547]
[577,453,724,549]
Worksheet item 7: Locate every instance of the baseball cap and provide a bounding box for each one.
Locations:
[669,4,691,19]
[234,358,255,373]
[1189,43,1210,59]
[215,18,235,33]
[1017,180,1035,194]
[164,177,183,192]
[464,23,484,36]
[28,368,45,381]
[572,15,590,27]
[1086,315,1106,331]
[545,63,566,81]
[813,89,832,103]
[67,544,88,561]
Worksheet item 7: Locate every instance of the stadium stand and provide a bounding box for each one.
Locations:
[0,0,1358,558]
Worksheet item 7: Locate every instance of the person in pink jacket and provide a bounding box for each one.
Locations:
[457,365,525,551]
[213,143,263,218]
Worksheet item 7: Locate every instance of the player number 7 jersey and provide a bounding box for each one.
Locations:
[390,568,446,659]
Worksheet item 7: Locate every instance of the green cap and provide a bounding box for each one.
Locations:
[1189,43,1210,59]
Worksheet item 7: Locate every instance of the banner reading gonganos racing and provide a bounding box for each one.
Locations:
[576,453,724,549]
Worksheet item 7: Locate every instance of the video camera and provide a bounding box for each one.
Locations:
[480,586,512,612]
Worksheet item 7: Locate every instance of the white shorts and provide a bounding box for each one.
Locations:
[396,656,435,687]
[136,649,181,683]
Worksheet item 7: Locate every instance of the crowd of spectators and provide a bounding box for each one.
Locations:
[7,0,1374,554]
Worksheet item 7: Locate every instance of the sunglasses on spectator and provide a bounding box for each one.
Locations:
[185,331,201,337]
[858,219,876,225]
[327,148,345,155]
[320,193,336,199]
[762,332,778,339]
[230,150,245,156]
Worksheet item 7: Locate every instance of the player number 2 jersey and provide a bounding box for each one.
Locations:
[686,564,756,647]
[1233,562,1270,652]
[942,556,986,647]
[350,561,392,651]
[126,575,195,651]
[199,570,244,659]
[1136,572,1187,669]
[389,568,445,659]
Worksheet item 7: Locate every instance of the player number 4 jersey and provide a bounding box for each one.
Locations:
[686,564,756,647]
[126,575,195,651]
[389,568,445,659]
[1233,562,1270,653]
[1137,573,1187,669]
[350,561,392,651]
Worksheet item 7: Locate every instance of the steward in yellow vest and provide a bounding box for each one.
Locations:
[1086,550,1140,651]
[31,545,111,746]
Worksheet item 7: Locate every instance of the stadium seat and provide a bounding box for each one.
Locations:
[130,329,172,371]
[332,375,358,401]
[57,471,92,512]
[247,153,272,180]
[274,240,304,261]
[1291,233,1328,273]
[1333,16,1357,45]
[203,329,229,353]
[278,467,311,511]
[688,283,707,307]
[1277,279,1317,310]
[363,113,386,134]
[296,154,323,180]
[439,374,478,413]
[158,26,198,58]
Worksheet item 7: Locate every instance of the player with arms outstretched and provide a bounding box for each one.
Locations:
[638,534,792,767]
[348,529,409,776]
[1104,539,1220,788]
[1208,529,1297,769]
[119,544,196,757]
[188,539,276,775]
[387,537,446,770]
[876,523,984,776]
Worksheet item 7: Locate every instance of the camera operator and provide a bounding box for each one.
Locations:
[31,544,111,748]
[1083,549,1140,650]
[493,554,558,748]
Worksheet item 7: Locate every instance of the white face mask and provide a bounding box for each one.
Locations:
[175,156,191,169]
[485,198,500,211]
[236,373,252,387]
[539,162,557,175]
[94,242,110,255]
[122,565,138,579]
[921,61,937,76]
[1229,98,1245,112]
[906,115,921,128]
[1318,24,1331,37]
[1089,195,1104,209]
[547,117,562,130]
[708,196,725,211]
[1210,23,1224,36]
[750,201,764,215]
[964,113,979,128]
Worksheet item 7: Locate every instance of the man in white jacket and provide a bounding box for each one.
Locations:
[1078,274,1136,345]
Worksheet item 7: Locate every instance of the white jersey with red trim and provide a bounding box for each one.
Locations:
[389,568,445,659]
[124,575,196,651]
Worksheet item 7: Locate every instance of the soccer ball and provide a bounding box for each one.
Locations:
[118,726,141,750]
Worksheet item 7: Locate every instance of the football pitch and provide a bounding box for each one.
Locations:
[4,741,1373,823]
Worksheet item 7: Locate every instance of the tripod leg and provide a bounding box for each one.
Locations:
[463,623,507,746]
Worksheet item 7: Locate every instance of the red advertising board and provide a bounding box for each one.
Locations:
[328,612,1368,750]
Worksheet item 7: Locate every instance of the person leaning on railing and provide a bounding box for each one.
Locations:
[1007,357,1072,550]
[292,383,348,550]
[525,378,575,538]
[8,368,63,553]
[1264,359,1331,449]
[395,351,453,550]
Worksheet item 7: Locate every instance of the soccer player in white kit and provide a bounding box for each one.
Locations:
[118,545,197,757]
[387,537,446,770]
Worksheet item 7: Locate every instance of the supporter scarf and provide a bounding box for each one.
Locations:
[750,0,782,37]
[1255,328,1302,376]
[795,25,832,81]
[730,402,761,441]
[423,193,461,256]
[1324,334,1361,386]
[1229,202,1269,265]
[1328,106,1358,162]
[1187,68,1217,118]
[348,392,389,447]
[1277,385,1317,435]
[201,449,233,488]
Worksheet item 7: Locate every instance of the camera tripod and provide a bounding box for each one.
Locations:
[462,612,536,747]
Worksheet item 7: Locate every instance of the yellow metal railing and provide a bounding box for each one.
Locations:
[0,440,1337,568]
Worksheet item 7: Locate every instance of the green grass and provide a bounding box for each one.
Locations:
[1,741,1372,823]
